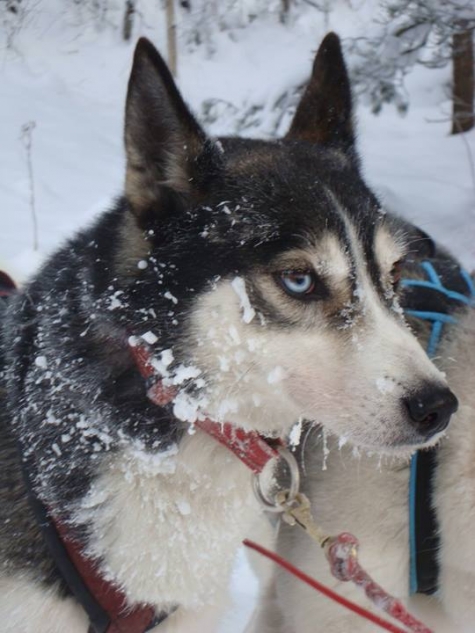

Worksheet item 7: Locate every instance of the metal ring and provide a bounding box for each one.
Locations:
[252,446,300,513]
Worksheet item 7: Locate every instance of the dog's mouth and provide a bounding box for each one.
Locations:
[355,426,448,457]
[304,420,450,462]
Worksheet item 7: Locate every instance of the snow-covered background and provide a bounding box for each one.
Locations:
[1,0,474,631]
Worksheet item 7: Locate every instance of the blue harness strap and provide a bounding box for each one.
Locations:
[402,261,475,595]
[403,261,474,357]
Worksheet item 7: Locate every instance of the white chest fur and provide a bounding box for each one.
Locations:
[76,431,260,611]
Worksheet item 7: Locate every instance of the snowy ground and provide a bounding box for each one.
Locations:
[1,2,474,632]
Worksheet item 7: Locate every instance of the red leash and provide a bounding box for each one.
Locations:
[244,539,431,633]
[325,533,432,633]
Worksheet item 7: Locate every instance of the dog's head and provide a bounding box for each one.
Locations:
[119,34,457,453]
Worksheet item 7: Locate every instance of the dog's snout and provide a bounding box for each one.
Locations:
[404,386,458,437]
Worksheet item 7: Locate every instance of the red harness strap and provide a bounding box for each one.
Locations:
[21,449,162,633]
[129,340,281,474]
[54,520,157,633]
[0,271,16,297]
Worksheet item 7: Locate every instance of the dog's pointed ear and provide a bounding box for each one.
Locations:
[125,38,220,214]
[286,33,356,154]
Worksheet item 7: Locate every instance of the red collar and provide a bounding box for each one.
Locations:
[129,339,281,474]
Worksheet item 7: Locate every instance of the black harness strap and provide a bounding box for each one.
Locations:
[403,260,475,595]
[410,449,439,595]
[21,463,111,633]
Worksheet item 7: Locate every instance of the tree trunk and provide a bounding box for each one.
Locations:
[451,25,474,135]
[166,0,177,76]
[122,0,135,41]
[280,0,290,24]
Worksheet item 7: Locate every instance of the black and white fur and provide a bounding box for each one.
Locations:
[0,34,457,632]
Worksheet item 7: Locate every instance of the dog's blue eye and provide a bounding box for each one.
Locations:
[279,271,315,297]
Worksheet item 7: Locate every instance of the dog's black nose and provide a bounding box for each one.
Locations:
[405,386,458,437]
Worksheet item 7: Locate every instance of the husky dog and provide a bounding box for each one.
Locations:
[0,34,458,633]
